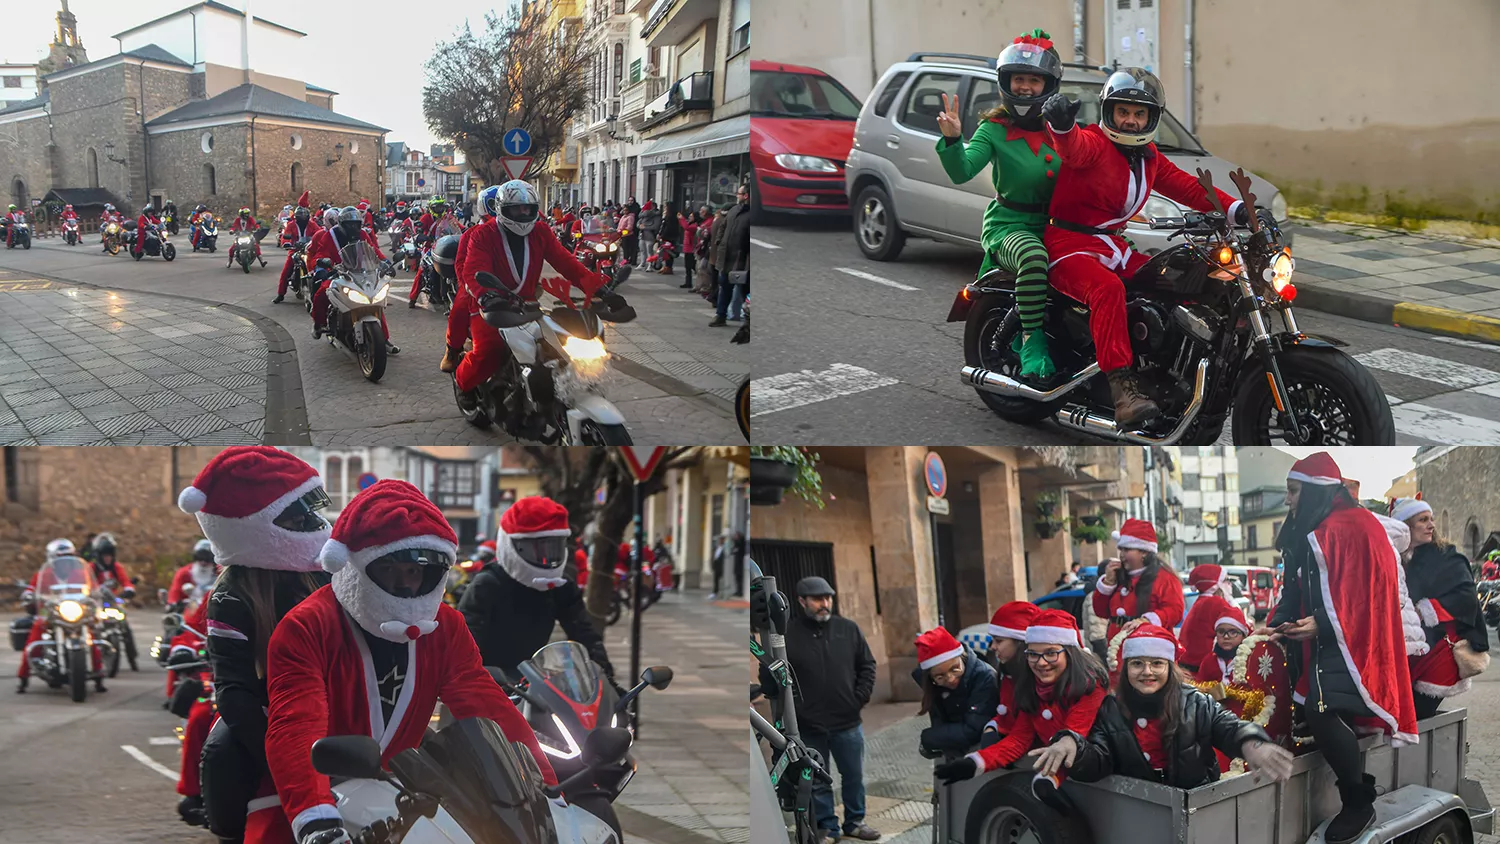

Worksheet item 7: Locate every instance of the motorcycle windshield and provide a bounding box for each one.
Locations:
[34,556,96,603]
[530,641,601,705]
[338,241,382,288]
[434,217,463,239]
[418,717,558,843]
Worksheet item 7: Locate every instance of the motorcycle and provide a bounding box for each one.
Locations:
[93,585,137,676]
[733,301,750,441]
[283,238,313,301]
[163,212,178,236]
[62,217,80,245]
[498,641,674,838]
[21,556,111,702]
[1479,581,1500,629]
[415,233,462,313]
[315,241,396,382]
[575,232,621,277]
[102,220,124,255]
[311,716,627,844]
[149,584,206,667]
[5,219,32,249]
[192,214,219,253]
[128,222,177,261]
[229,226,267,272]
[454,266,638,444]
[951,168,1394,445]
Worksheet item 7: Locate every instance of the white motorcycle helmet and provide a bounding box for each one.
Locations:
[495,180,540,237]
[322,207,340,229]
[45,538,76,562]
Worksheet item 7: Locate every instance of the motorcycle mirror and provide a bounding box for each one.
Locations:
[641,665,674,690]
[311,735,385,779]
[581,727,633,767]
[485,665,516,688]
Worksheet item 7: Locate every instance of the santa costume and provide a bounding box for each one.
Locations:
[179,446,333,842]
[263,479,556,844]
[1177,564,1237,674]
[1092,519,1184,645]
[984,601,1040,737]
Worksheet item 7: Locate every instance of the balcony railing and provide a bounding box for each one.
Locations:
[620,75,667,121]
[588,97,620,130]
[640,70,713,129]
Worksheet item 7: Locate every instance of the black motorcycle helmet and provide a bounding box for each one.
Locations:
[294,205,310,225]
[93,532,117,561]
[336,206,362,242]
[1099,67,1164,147]
[433,234,461,279]
[996,30,1062,124]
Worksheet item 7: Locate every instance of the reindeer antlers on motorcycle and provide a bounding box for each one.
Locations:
[1194,168,1227,218]
[1227,168,1261,234]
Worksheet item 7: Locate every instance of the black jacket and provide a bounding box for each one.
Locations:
[909,644,998,756]
[1269,509,1369,716]
[759,612,877,735]
[1407,543,1490,653]
[458,564,614,680]
[1070,686,1271,789]
[720,203,751,273]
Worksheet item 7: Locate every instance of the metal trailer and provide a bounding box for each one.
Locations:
[937,708,1493,844]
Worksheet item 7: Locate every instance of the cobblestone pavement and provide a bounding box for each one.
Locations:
[0,240,738,445]
[0,270,269,445]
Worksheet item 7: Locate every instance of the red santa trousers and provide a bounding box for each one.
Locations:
[1045,228,1151,373]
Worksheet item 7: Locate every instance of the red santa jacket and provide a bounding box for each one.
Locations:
[1093,564,1184,643]
[1178,593,1235,673]
[968,684,1106,773]
[457,219,604,303]
[307,226,386,269]
[136,214,158,236]
[230,215,258,233]
[264,586,557,837]
[984,674,1020,736]
[1042,123,1241,269]
[92,559,133,593]
[280,218,322,247]
[61,210,78,223]
[167,564,197,605]
[418,212,436,239]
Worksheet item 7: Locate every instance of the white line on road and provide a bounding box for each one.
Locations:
[834,267,918,291]
[1354,348,1500,389]
[121,744,178,781]
[1430,335,1500,352]
[148,736,180,746]
[751,364,900,417]
[1388,402,1500,445]
[750,238,782,250]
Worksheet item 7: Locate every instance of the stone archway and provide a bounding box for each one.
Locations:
[10,178,26,210]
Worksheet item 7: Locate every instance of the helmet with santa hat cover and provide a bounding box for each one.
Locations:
[475,539,498,563]
[497,496,572,590]
[319,479,458,643]
[178,445,332,571]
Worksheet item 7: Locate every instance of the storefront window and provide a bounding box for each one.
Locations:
[709,154,749,209]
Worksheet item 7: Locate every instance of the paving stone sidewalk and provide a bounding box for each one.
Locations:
[0,272,269,445]
[605,265,748,405]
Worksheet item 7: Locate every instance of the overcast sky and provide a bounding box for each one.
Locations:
[1274,446,1420,499]
[1,0,519,153]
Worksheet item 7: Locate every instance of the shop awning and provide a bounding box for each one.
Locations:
[639,114,749,170]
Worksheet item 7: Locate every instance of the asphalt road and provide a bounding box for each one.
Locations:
[753,218,1500,446]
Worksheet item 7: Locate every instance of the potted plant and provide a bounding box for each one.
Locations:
[1068,518,1111,544]
[1034,491,1060,517]
[749,446,825,508]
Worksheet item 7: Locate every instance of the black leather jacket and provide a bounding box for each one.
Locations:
[1070,685,1271,789]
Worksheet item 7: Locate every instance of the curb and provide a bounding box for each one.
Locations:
[616,801,722,844]
[610,354,737,415]
[1294,284,1500,345]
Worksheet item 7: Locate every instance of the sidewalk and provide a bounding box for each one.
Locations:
[1282,219,1500,341]
[605,264,748,407]
[0,269,275,445]
[602,588,749,844]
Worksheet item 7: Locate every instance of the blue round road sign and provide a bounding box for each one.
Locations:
[503,128,532,156]
[924,452,947,499]
[358,473,377,490]
[417,178,426,187]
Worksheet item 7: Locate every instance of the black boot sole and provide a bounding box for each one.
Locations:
[1324,806,1375,844]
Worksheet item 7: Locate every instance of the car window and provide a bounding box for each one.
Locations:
[962,78,1000,140]
[1256,572,1272,588]
[1059,80,1205,152]
[898,72,961,137]
[873,71,911,117]
[750,70,862,119]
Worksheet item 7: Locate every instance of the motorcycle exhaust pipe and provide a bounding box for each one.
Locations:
[1052,359,1209,445]
[960,362,1101,402]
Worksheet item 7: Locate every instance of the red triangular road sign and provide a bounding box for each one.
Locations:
[619,447,667,482]
[501,156,532,180]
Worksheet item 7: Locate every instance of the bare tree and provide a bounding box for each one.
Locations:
[423,6,587,184]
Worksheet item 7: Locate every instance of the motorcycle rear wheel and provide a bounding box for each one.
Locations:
[358,323,387,382]
[963,294,1066,424]
[1231,346,1395,445]
[69,648,87,703]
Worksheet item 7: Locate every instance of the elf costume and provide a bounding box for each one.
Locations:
[937,29,1062,380]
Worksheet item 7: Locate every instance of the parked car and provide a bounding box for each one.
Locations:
[749,60,863,220]
[1221,564,1280,620]
[844,53,1292,262]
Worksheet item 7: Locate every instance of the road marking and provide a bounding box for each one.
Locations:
[1353,348,1500,389]
[1388,402,1500,445]
[834,267,918,291]
[751,364,899,417]
[1430,335,1500,352]
[121,744,178,781]
[750,238,781,250]
[0,280,53,291]
[148,736,180,746]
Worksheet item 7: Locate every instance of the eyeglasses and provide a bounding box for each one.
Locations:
[931,664,964,681]
[1024,649,1065,664]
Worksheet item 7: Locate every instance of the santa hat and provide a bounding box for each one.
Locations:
[916,628,965,670]
[989,601,1039,642]
[1113,519,1158,553]
[1213,605,1250,635]
[1026,609,1084,648]
[1121,624,1180,662]
[1390,497,1432,523]
[320,479,458,573]
[296,190,311,209]
[357,199,371,211]
[1288,452,1342,486]
[501,496,571,539]
[1188,564,1225,593]
[477,539,497,553]
[178,447,328,572]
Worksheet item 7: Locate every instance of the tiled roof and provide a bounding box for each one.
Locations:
[147,83,388,132]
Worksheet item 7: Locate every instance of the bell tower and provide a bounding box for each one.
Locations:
[38,0,89,77]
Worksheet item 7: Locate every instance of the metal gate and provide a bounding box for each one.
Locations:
[1106,0,1160,75]
[750,539,838,617]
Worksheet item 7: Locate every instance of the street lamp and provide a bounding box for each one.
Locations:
[606,115,634,143]
[326,142,344,166]
[103,141,127,165]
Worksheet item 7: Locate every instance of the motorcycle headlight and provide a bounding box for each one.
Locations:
[594,243,609,253]
[58,601,85,623]
[372,283,389,303]
[607,242,618,252]
[346,288,372,305]
[541,713,582,760]
[773,154,838,173]
[1133,195,1181,225]
[1263,249,1297,301]
[563,335,608,362]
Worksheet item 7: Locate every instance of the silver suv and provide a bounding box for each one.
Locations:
[845,53,1290,262]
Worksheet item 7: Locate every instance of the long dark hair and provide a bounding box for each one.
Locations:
[1125,551,1166,616]
[1117,661,1186,746]
[216,566,324,678]
[1013,644,1108,713]
[917,670,944,716]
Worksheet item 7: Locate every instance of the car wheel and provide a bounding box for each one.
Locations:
[854,183,906,261]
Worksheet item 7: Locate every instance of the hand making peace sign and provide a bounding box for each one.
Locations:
[937,92,963,139]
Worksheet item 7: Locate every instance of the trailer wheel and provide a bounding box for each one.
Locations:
[964,780,1093,844]
[1411,813,1467,844]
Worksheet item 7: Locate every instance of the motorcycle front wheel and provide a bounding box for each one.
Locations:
[124,624,139,671]
[579,420,632,445]
[163,244,175,262]
[358,323,387,382]
[106,638,120,678]
[69,648,87,703]
[1231,345,1395,445]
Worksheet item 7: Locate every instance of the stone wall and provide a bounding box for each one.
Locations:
[0,114,52,208]
[1413,448,1500,560]
[149,124,252,216]
[0,447,224,598]
[250,123,383,220]
[47,65,143,205]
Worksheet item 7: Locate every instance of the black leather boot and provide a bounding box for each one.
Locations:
[1325,775,1377,844]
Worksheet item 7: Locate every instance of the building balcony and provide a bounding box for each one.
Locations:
[587,97,621,131]
[620,75,667,122]
[643,0,717,48]
[639,70,713,130]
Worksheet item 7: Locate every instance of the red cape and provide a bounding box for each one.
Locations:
[1310,506,1419,745]
[1179,593,1234,672]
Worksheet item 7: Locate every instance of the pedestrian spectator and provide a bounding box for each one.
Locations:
[1056,561,1082,587]
[1093,519,1185,652]
[618,204,639,267]
[680,210,701,289]
[731,530,746,597]
[708,533,728,600]
[657,201,681,274]
[982,601,1039,742]
[710,183,751,326]
[914,627,998,759]
[758,577,881,842]
[638,201,662,266]
[1395,496,1490,718]
[1081,570,1109,664]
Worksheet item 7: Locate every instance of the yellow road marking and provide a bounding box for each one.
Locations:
[0,280,54,291]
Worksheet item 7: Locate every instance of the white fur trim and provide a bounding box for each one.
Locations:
[1122,636,1176,661]
[504,527,572,539]
[1416,598,1440,629]
[332,556,448,644]
[1414,678,1471,699]
[497,532,571,591]
[343,610,419,751]
[989,624,1027,642]
[1309,532,1419,747]
[1094,578,1119,596]
[1215,616,1250,634]
[1143,611,1163,626]
[323,534,459,572]
[984,718,998,731]
[291,804,342,838]
[380,619,439,640]
[966,750,988,774]
[1391,532,1430,656]
[1392,499,1432,523]
[1026,625,1082,648]
[1287,470,1340,486]
[178,486,207,514]
[919,646,965,671]
[194,476,330,572]
[1113,532,1158,553]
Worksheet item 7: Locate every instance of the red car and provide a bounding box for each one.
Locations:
[749,60,862,218]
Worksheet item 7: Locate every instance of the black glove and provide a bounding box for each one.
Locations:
[1042,93,1081,132]
[122,587,136,600]
[979,729,1001,749]
[934,756,978,785]
[1234,203,1252,226]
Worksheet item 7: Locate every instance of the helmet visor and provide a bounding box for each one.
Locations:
[502,204,539,226]
[272,487,333,532]
[366,547,453,598]
[511,536,568,570]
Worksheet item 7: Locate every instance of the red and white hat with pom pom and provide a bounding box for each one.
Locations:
[1026,609,1084,648]
[320,479,458,574]
[1122,623,1181,662]
[178,446,328,572]
[989,601,1039,643]
[916,627,965,670]
[1287,452,1342,486]
[1112,518,1158,553]
[500,496,571,538]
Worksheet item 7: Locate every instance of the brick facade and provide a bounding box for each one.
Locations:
[248,123,383,220]
[149,124,253,217]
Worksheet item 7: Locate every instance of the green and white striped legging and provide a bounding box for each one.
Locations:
[995,229,1051,333]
